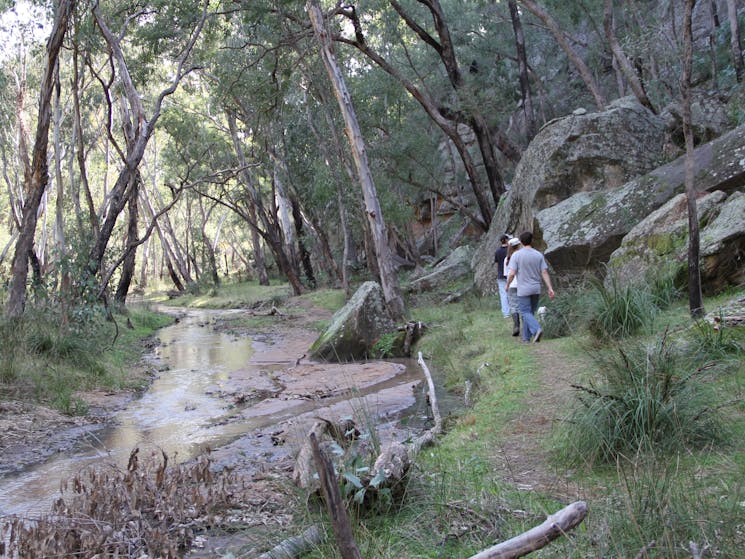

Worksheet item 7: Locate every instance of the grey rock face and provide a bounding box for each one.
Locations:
[606,191,745,294]
[539,122,745,278]
[408,245,474,293]
[606,191,727,284]
[474,97,668,292]
[309,281,396,362]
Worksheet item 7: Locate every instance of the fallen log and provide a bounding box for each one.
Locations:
[256,525,324,559]
[467,501,588,559]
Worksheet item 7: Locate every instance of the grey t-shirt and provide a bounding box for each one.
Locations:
[508,247,547,296]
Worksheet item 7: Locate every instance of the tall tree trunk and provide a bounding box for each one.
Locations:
[226,111,270,286]
[708,0,719,90]
[727,0,744,81]
[603,0,656,113]
[114,174,140,303]
[519,0,607,109]
[52,64,70,296]
[6,0,74,318]
[290,194,316,288]
[308,0,404,318]
[682,0,704,318]
[509,0,536,139]
[72,20,98,235]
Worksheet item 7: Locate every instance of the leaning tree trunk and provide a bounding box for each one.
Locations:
[114,174,140,303]
[509,0,536,139]
[6,0,74,318]
[682,0,704,318]
[519,0,607,109]
[603,0,656,113]
[308,0,404,318]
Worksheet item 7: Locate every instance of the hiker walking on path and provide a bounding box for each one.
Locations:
[505,231,555,343]
[505,237,522,336]
[494,234,511,318]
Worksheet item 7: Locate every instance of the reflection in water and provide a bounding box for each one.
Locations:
[0,307,425,518]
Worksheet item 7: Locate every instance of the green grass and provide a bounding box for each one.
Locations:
[147,280,292,309]
[255,286,745,558]
[0,303,173,413]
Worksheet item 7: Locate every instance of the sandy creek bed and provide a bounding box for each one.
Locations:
[0,305,429,520]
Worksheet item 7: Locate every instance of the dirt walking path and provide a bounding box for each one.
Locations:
[489,342,590,503]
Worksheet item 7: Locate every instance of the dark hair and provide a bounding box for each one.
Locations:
[519,231,533,246]
[500,234,510,243]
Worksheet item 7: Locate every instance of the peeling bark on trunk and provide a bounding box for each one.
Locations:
[6,0,74,318]
[308,0,404,318]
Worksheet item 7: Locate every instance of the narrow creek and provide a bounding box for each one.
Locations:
[0,307,432,517]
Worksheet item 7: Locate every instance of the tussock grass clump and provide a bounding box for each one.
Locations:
[587,274,656,340]
[564,332,726,465]
[2,449,247,559]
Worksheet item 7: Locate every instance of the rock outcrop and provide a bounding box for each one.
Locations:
[408,245,474,293]
[538,123,745,277]
[474,97,669,292]
[607,191,745,293]
[309,282,395,362]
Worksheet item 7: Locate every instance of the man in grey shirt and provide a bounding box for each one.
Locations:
[505,231,555,342]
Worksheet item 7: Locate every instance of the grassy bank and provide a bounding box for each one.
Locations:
[0,304,173,414]
[285,284,744,557]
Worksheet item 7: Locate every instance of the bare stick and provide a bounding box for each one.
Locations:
[467,501,588,559]
[408,351,444,453]
[310,433,362,559]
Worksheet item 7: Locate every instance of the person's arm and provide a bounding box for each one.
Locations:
[541,269,555,299]
[505,268,515,289]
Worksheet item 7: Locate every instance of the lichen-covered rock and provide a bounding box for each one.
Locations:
[408,245,474,293]
[309,282,396,362]
[538,123,745,278]
[700,191,745,292]
[606,191,727,285]
[474,97,668,293]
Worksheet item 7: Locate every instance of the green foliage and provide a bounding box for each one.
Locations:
[564,332,726,465]
[371,331,399,358]
[0,302,170,413]
[587,273,657,340]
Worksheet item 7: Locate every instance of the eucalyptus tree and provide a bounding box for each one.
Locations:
[308,0,405,318]
[5,0,73,318]
[80,0,211,304]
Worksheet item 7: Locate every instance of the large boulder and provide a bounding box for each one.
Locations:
[474,97,669,293]
[538,123,745,277]
[408,245,474,293]
[607,191,745,293]
[309,282,396,362]
[606,191,727,284]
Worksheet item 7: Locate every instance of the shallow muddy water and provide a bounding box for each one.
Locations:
[0,307,428,517]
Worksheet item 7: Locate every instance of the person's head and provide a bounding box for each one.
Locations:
[499,234,510,245]
[519,231,533,246]
[506,237,521,259]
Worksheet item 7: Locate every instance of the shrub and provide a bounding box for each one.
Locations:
[564,332,726,465]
